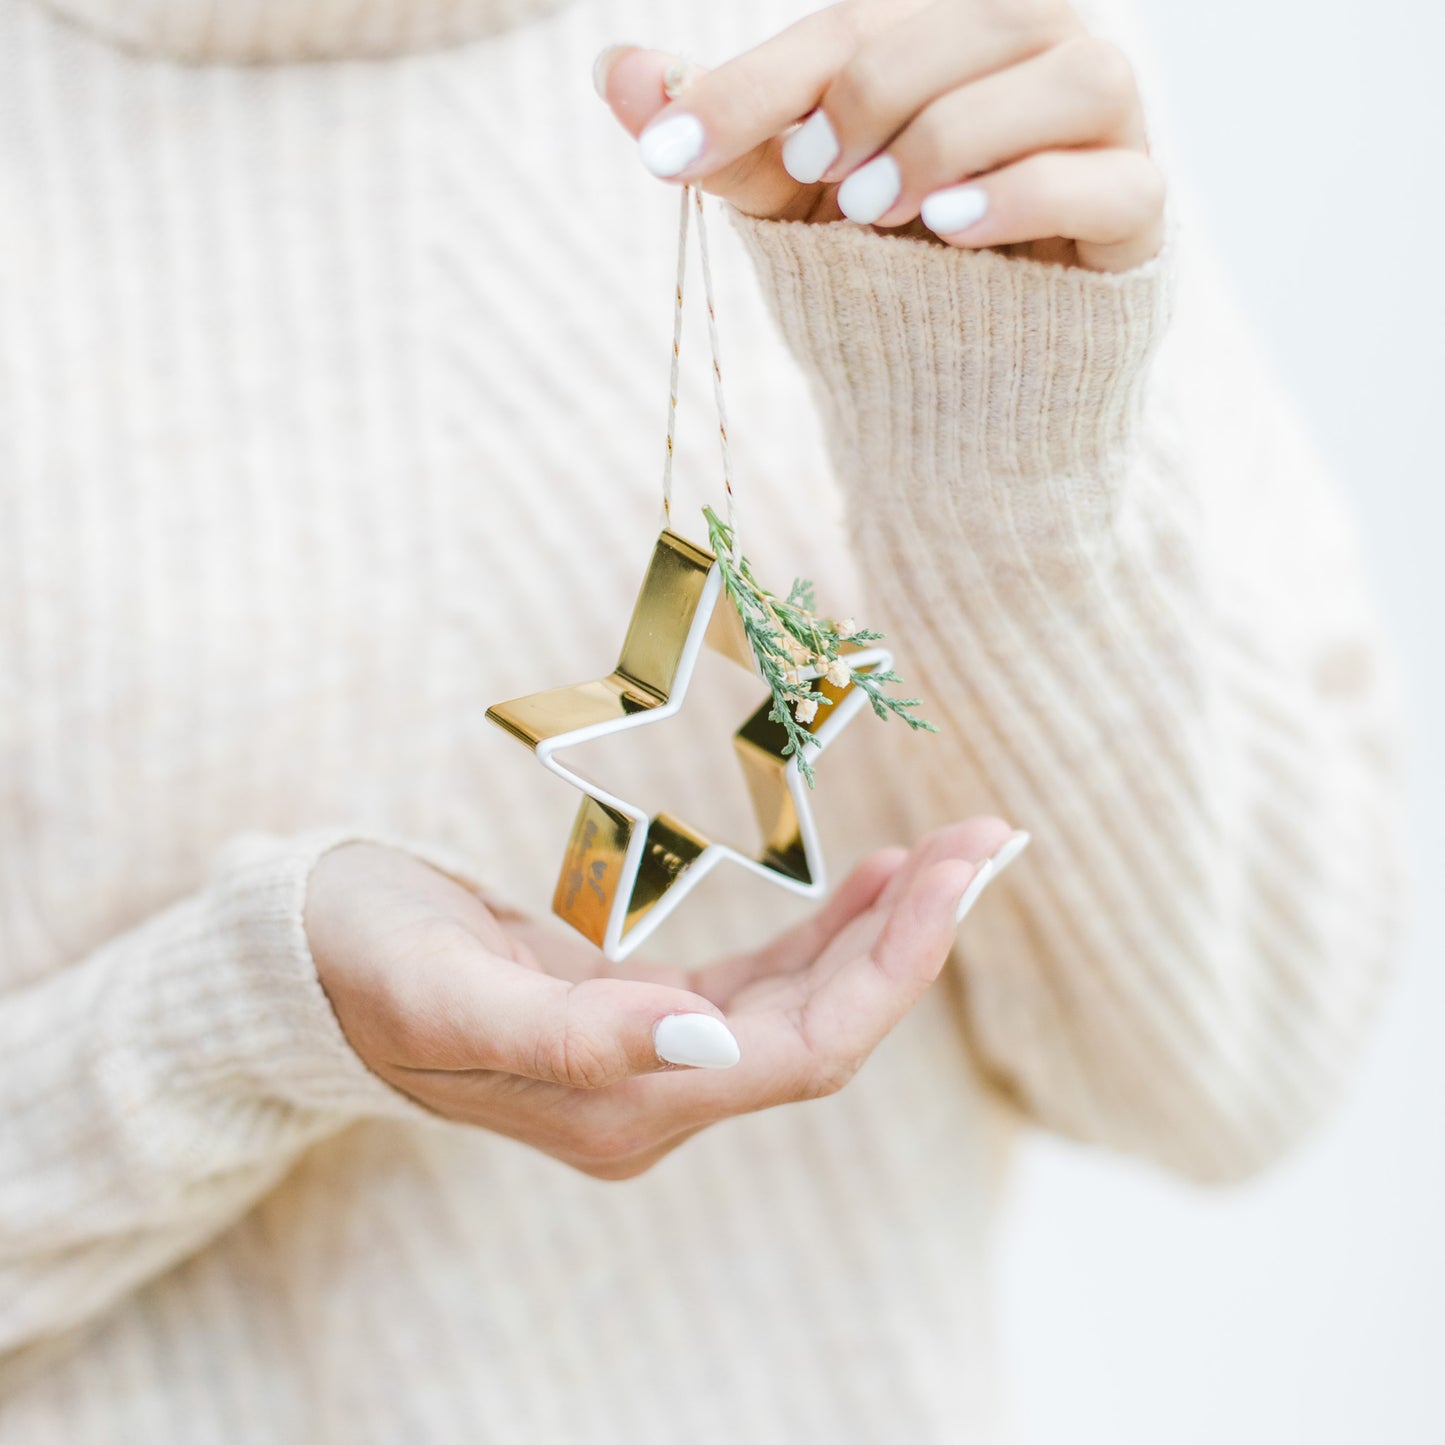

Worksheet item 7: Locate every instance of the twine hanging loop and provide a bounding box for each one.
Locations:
[659,184,738,559]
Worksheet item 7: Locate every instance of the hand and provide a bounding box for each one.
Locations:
[596,0,1163,272]
[305,819,1016,1179]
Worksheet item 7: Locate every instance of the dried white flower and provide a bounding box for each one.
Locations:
[825,659,851,688]
[836,618,858,639]
[793,696,818,725]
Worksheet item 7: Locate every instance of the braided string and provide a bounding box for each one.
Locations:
[658,182,738,557]
[658,185,689,532]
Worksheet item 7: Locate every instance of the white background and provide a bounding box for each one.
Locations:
[998,3,1445,1441]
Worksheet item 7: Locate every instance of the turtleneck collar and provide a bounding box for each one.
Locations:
[37,0,578,63]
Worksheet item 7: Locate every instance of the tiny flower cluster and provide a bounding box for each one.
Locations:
[702,506,938,788]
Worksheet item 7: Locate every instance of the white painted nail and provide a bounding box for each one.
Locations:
[638,114,705,178]
[989,829,1031,877]
[955,830,1031,925]
[782,109,840,184]
[654,1013,740,1069]
[954,859,996,925]
[592,44,629,100]
[920,184,989,236]
[837,154,901,225]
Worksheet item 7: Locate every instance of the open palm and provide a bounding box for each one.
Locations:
[308,818,1019,1179]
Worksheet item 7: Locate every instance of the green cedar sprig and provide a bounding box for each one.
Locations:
[702,506,938,788]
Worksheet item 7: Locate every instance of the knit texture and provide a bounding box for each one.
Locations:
[0,0,1402,1439]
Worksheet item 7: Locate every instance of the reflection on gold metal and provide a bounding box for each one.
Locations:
[486,530,890,961]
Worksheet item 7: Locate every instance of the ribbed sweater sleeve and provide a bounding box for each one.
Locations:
[0,829,433,1357]
[729,211,1404,1184]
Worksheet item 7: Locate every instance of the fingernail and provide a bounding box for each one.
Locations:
[782,109,839,185]
[954,859,996,925]
[954,830,1031,925]
[921,184,989,236]
[989,829,1031,876]
[837,154,901,225]
[654,1013,740,1069]
[592,43,629,100]
[638,113,705,178]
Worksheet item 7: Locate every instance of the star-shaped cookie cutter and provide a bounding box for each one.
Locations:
[486,529,890,961]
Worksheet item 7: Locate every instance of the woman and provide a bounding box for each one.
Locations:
[0,0,1402,1440]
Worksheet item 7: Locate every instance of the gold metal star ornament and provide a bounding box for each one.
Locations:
[486,530,891,962]
[486,187,936,959]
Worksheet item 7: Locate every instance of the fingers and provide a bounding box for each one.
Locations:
[595,44,682,140]
[622,8,862,180]
[692,845,908,1005]
[920,147,1166,271]
[767,818,1014,1077]
[818,856,977,1041]
[636,819,1015,1127]
[597,2,1160,271]
[697,818,1011,1007]
[599,45,815,219]
[650,857,982,1126]
[871,816,1014,909]
[844,36,1147,229]
[789,0,1081,184]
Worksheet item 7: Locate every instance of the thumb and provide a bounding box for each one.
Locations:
[422,957,742,1086]
[386,922,743,1083]
[522,977,742,1086]
[592,44,688,139]
[592,45,812,219]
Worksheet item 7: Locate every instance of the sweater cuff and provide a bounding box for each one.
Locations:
[727,210,1174,535]
[117,828,471,1126]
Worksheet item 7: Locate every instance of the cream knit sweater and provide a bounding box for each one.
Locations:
[0,0,1404,1440]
